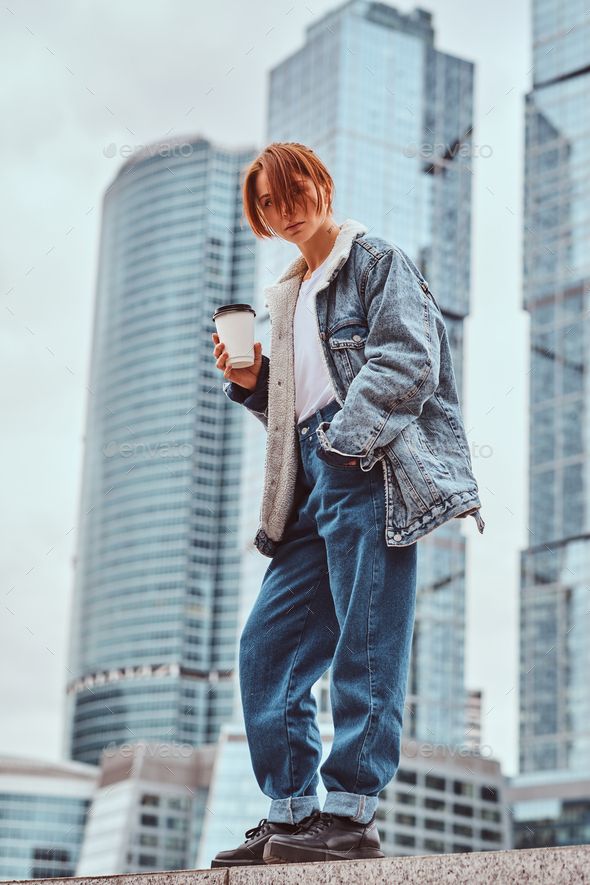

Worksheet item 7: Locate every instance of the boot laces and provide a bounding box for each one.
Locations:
[294,810,334,834]
[244,817,270,841]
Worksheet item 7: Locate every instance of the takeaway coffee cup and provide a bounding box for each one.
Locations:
[211,303,256,369]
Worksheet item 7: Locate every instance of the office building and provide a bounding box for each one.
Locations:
[519,0,590,778]
[509,0,590,848]
[76,741,214,876]
[64,136,258,764]
[0,756,95,881]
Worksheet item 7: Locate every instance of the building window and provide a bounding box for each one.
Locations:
[425,774,446,791]
[138,854,157,866]
[453,822,473,836]
[167,796,190,810]
[453,780,474,797]
[396,768,417,784]
[139,834,158,846]
[397,792,416,806]
[453,803,473,818]
[481,828,502,842]
[424,838,444,852]
[395,832,415,847]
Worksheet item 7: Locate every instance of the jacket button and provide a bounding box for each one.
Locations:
[393,533,402,541]
[352,334,362,341]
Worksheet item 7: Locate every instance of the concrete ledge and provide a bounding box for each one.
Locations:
[7,845,590,885]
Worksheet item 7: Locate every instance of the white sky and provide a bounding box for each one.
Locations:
[1,0,530,777]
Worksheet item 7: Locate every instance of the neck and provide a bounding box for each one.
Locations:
[299,218,341,279]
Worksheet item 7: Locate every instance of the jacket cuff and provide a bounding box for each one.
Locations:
[223,354,269,412]
[316,420,360,457]
[316,420,384,472]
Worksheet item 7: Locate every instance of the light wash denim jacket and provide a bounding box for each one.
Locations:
[223,218,485,558]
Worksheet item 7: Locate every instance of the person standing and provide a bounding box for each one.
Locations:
[209,142,483,867]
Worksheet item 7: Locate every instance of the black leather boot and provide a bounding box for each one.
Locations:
[263,810,385,864]
[210,817,300,867]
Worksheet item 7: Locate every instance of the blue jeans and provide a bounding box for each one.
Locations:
[239,397,418,825]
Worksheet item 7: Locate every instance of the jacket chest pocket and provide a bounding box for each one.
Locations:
[327,321,368,384]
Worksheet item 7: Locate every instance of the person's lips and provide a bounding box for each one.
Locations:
[286,221,304,231]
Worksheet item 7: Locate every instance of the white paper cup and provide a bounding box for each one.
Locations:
[211,303,256,369]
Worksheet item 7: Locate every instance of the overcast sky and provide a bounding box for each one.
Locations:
[1,0,530,776]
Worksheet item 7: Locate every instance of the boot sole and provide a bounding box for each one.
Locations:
[211,826,303,868]
[263,840,385,864]
[210,857,266,868]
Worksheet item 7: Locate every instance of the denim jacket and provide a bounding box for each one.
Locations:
[223,218,485,558]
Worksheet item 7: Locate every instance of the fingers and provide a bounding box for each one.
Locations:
[211,333,230,372]
[211,333,261,374]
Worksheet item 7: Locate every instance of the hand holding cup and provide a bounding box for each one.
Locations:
[212,332,263,392]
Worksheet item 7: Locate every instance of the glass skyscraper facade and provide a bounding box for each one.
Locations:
[262,0,477,748]
[64,137,258,764]
[519,0,590,775]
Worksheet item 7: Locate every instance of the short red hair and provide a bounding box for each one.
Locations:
[241,142,335,239]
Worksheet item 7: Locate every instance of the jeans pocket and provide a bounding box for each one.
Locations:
[315,441,362,470]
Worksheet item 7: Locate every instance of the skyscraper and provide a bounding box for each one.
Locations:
[519,0,590,778]
[510,0,590,849]
[263,0,478,747]
[64,136,258,764]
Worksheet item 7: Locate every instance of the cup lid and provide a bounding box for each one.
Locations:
[212,303,256,321]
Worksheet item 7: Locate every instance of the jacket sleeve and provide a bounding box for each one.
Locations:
[316,246,441,466]
[222,354,270,430]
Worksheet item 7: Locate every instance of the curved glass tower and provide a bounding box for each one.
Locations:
[64,136,257,764]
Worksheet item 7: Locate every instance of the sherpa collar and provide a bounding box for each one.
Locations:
[254,217,370,550]
[263,217,369,313]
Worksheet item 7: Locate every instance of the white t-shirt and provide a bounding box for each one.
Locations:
[294,256,337,423]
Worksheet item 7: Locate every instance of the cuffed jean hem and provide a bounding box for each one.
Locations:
[322,791,379,824]
[267,795,321,824]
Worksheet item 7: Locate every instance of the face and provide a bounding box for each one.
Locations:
[255,169,332,241]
